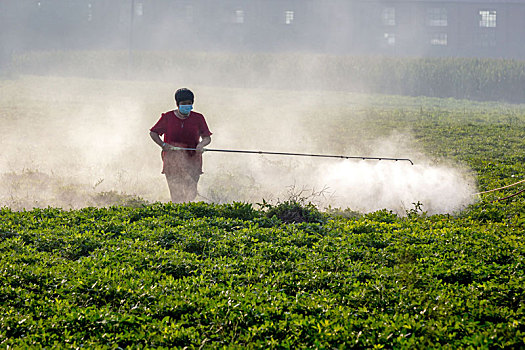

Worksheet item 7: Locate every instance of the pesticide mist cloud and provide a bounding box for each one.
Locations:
[198,144,476,215]
[314,161,475,214]
[0,75,477,214]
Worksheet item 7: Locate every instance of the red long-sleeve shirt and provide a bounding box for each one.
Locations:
[150,110,212,177]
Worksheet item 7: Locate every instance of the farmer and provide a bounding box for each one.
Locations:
[149,88,212,203]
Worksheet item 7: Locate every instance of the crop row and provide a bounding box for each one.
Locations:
[1,202,524,348]
[10,51,525,103]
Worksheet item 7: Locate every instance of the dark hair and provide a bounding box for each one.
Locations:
[174,88,194,105]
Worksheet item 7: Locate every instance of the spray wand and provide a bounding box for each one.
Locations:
[167,146,414,165]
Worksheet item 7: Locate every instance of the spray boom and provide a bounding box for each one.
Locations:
[168,146,414,165]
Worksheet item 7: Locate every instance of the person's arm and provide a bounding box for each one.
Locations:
[195,136,211,153]
[150,131,172,151]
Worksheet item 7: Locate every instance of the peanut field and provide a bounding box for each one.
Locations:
[1,71,524,348]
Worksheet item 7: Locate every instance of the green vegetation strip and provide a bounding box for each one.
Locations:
[1,201,524,348]
[10,51,525,103]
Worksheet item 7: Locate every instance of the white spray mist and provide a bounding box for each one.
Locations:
[1,76,477,213]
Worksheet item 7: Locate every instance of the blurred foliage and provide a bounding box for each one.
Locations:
[11,51,525,103]
[0,170,149,211]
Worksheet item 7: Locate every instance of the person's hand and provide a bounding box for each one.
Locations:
[195,144,205,153]
[162,143,176,151]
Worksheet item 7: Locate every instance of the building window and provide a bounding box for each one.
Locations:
[479,10,496,28]
[135,2,143,16]
[382,7,395,26]
[427,8,447,27]
[477,31,496,47]
[87,3,93,22]
[384,33,396,46]
[234,10,244,24]
[285,10,294,25]
[179,5,193,22]
[430,33,448,46]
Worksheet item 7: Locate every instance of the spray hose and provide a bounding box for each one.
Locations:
[493,188,525,202]
[473,178,525,202]
[474,178,525,195]
[167,146,414,165]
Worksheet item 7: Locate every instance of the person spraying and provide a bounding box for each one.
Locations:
[149,88,212,203]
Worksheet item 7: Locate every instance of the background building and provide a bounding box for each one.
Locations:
[1,0,524,59]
